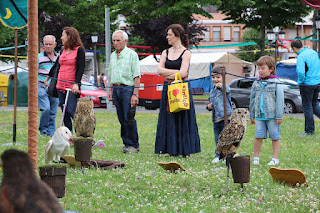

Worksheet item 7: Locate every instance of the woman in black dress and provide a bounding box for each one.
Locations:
[155,24,201,156]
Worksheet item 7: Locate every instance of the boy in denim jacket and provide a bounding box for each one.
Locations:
[207,66,233,163]
[249,56,284,166]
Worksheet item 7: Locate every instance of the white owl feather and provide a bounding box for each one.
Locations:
[45,126,73,164]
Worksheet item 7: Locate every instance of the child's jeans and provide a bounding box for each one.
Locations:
[214,120,230,158]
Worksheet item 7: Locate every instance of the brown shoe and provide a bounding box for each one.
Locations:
[123,146,139,153]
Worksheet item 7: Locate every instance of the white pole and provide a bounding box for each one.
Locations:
[105,7,111,108]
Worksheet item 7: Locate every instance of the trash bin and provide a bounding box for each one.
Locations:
[0,75,9,106]
[138,73,165,109]
[7,72,28,106]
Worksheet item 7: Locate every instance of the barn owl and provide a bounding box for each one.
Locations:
[216,108,249,159]
[0,149,63,213]
[74,97,96,137]
[45,126,73,164]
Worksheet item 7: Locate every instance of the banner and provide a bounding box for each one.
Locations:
[300,0,320,9]
[0,0,27,29]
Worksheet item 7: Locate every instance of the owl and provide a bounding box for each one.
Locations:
[74,97,96,137]
[0,149,63,213]
[216,108,249,159]
[45,126,73,164]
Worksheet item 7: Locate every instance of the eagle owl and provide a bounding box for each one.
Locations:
[216,108,249,159]
[74,97,96,137]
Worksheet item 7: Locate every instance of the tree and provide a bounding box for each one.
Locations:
[236,28,263,62]
[113,0,221,58]
[218,0,312,55]
[0,25,27,63]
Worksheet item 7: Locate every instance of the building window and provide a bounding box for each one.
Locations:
[224,27,231,42]
[234,26,240,42]
[202,27,210,42]
[202,5,218,13]
[213,27,221,42]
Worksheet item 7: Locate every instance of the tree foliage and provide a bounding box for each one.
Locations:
[113,0,221,57]
[218,0,312,55]
[236,28,263,62]
[0,25,27,63]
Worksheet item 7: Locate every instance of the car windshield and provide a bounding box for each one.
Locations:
[81,82,100,90]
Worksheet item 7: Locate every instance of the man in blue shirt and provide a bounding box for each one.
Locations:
[38,35,59,137]
[291,39,320,136]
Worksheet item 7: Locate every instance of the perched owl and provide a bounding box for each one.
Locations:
[216,108,249,159]
[45,126,73,164]
[74,97,96,137]
[0,149,63,213]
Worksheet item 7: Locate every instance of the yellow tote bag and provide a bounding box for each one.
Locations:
[167,73,190,113]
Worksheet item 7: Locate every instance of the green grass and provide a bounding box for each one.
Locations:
[0,110,320,212]
[192,95,209,100]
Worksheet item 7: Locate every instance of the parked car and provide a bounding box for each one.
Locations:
[229,77,302,114]
[80,81,107,108]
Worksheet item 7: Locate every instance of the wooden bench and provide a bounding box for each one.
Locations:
[191,87,204,95]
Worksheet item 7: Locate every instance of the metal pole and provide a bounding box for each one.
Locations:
[221,67,228,127]
[13,29,18,144]
[275,38,278,65]
[93,43,98,86]
[105,7,111,108]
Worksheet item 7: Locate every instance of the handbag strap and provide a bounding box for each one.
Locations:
[174,72,183,83]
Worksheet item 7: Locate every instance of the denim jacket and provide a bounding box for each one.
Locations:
[208,84,233,122]
[249,78,284,119]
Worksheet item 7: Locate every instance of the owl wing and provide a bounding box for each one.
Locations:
[216,122,246,158]
[45,139,53,164]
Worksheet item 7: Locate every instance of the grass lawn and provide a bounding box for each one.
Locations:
[0,109,319,212]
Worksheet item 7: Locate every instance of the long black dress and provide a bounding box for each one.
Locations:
[155,49,201,156]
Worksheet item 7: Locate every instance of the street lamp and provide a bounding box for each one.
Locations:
[267,28,286,65]
[315,15,320,56]
[91,34,98,86]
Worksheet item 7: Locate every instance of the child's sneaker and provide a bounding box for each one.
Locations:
[252,157,259,165]
[211,157,220,163]
[252,159,259,165]
[268,159,279,166]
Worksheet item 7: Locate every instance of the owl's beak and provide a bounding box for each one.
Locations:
[69,136,73,144]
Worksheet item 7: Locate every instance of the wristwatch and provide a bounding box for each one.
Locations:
[132,93,139,98]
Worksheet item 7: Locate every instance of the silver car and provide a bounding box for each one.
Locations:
[229,77,302,114]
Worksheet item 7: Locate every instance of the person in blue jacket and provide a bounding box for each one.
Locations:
[291,39,320,136]
[207,66,233,163]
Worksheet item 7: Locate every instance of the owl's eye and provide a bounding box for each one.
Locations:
[237,112,241,114]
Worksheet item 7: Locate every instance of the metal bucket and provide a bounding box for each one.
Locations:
[39,166,67,198]
[230,155,250,183]
[74,137,94,162]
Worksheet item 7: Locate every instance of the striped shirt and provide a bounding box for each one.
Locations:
[38,51,58,82]
[108,46,140,86]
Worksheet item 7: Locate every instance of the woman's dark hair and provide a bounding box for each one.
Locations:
[166,24,189,48]
[63,27,85,50]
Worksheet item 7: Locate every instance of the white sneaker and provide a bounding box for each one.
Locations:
[252,159,259,165]
[212,157,220,163]
[267,159,279,166]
